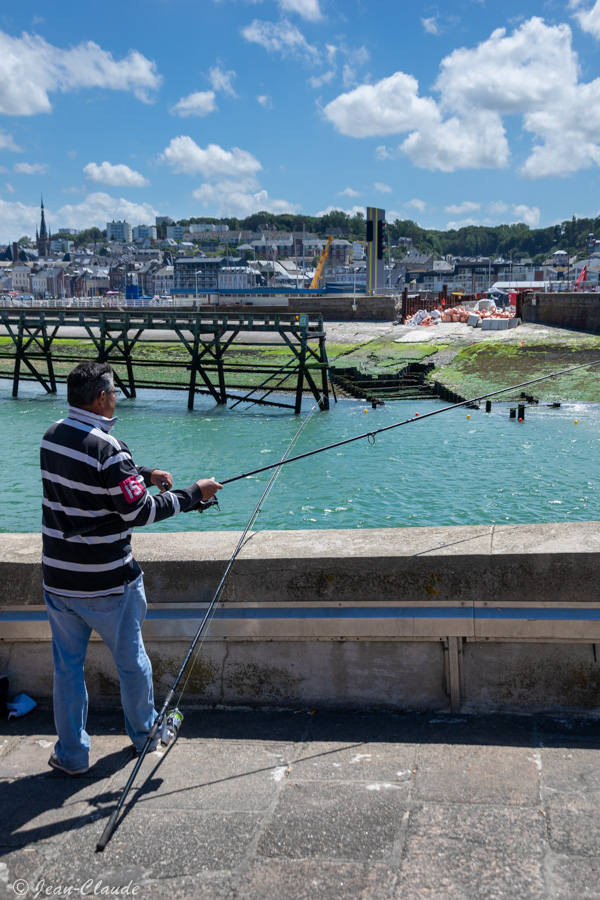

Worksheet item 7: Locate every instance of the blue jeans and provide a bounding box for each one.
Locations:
[44,573,157,770]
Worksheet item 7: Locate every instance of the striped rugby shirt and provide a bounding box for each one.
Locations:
[41,406,204,598]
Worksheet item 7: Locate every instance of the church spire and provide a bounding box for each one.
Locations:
[38,196,50,257]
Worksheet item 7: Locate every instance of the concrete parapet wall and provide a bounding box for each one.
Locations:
[2,524,600,713]
[523,291,600,332]
[217,294,400,321]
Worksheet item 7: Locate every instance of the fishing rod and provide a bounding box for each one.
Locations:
[65,356,600,540]
[96,403,319,852]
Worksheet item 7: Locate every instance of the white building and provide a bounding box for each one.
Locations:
[153,265,174,295]
[166,225,186,241]
[51,238,74,253]
[217,266,259,290]
[11,266,31,292]
[107,220,133,243]
[133,225,157,241]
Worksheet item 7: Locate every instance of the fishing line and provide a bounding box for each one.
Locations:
[173,400,321,707]
[65,356,600,540]
[217,357,600,485]
[96,398,321,852]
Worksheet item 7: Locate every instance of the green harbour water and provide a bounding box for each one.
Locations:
[2,383,600,534]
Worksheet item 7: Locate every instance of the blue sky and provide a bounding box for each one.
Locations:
[1,0,600,243]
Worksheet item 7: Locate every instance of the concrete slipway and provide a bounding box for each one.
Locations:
[1,707,600,898]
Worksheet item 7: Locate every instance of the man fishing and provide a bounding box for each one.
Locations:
[40,360,222,775]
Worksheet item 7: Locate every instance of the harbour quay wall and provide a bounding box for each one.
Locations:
[523,291,600,332]
[215,293,400,321]
[2,523,600,715]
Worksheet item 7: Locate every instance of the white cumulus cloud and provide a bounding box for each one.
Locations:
[192,178,300,217]
[55,192,159,232]
[322,71,439,138]
[14,162,48,174]
[0,197,41,242]
[160,137,262,178]
[160,137,291,218]
[402,111,509,171]
[0,29,162,115]
[278,0,322,21]
[209,64,237,96]
[241,19,319,61]
[83,161,149,188]
[374,182,392,193]
[308,70,336,89]
[406,199,427,213]
[321,16,600,178]
[444,201,481,215]
[446,217,495,230]
[0,132,22,152]
[445,203,541,230]
[520,77,600,178]
[513,204,541,227]
[435,18,577,116]
[0,192,160,243]
[338,187,361,197]
[170,91,217,118]
[570,0,600,39]
[316,203,364,217]
[422,17,440,35]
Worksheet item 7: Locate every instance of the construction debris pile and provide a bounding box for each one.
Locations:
[405,299,519,330]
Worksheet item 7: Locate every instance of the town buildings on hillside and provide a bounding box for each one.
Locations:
[1,204,599,300]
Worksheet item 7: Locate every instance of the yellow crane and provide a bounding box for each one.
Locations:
[309,235,333,289]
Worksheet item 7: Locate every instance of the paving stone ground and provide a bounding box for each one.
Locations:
[1,706,600,899]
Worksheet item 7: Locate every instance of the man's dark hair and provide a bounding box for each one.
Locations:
[67,361,114,408]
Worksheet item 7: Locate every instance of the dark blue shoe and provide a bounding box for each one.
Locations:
[48,752,89,776]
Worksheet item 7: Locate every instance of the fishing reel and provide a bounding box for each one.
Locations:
[161,481,220,515]
[160,708,183,747]
[185,495,220,514]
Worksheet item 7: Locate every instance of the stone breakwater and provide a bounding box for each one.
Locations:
[3,523,600,714]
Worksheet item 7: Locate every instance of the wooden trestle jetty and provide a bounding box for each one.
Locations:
[0,307,331,413]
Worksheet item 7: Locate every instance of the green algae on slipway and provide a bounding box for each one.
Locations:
[430,340,600,403]
[2,326,600,401]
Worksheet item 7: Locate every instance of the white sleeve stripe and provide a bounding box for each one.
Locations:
[41,439,102,471]
[146,494,157,525]
[119,492,155,523]
[42,525,131,544]
[64,418,122,450]
[42,498,113,517]
[102,451,133,470]
[42,552,134,573]
[119,492,154,524]
[170,492,181,515]
[41,470,108,495]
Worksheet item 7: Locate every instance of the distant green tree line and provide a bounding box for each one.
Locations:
[41,212,600,262]
[178,211,600,261]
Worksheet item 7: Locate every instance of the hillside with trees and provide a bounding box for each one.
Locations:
[179,212,600,262]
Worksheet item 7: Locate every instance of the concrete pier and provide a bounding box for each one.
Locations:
[2,523,600,714]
